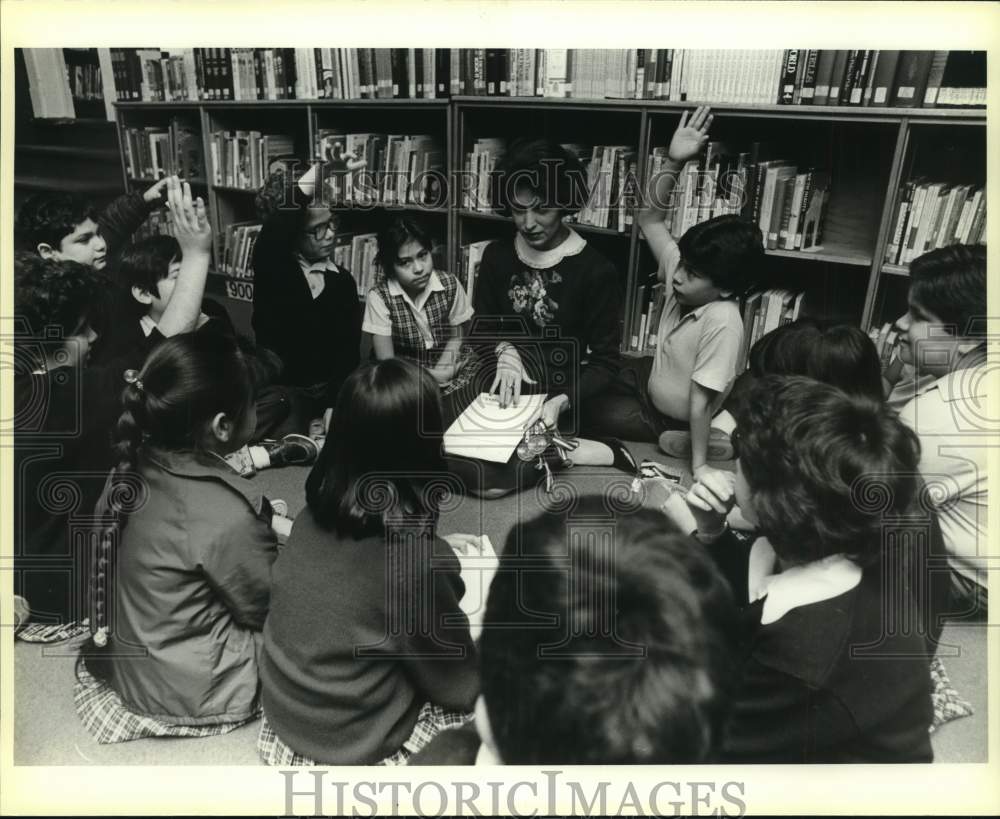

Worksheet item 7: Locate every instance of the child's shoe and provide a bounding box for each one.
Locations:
[658,428,733,462]
[265,434,320,468]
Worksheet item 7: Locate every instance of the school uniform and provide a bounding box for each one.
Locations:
[259,508,479,764]
[100,447,278,725]
[709,533,934,763]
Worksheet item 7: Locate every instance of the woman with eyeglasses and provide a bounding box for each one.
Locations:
[251,162,363,426]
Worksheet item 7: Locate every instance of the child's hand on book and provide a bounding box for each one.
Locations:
[668,105,713,165]
[167,176,212,255]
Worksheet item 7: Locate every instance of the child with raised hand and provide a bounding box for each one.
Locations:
[653,375,934,763]
[594,106,763,484]
[75,332,281,741]
[258,358,479,766]
[93,176,215,370]
[363,216,477,395]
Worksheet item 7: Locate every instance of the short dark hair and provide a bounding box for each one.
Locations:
[118,235,182,296]
[748,318,884,404]
[16,193,100,252]
[492,138,589,216]
[305,359,447,536]
[255,162,324,241]
[14,252,109,363]
[480,499,739,764]
[678,214,763,295]
[734,375,921,567]
[909,244,986,338]
[375,216,434,278]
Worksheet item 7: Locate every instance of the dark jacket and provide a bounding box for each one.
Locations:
[259,508,479,764]
[251,214,362,405]
[709,531,934,764]
[98,190,157,271]
[105,447,278,725]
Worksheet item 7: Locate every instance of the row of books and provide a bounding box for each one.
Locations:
[647,142,831,252]
[133,208,176,241]
[65,59,104,101]
[625,282,805,361]
[121,118,204,181]
[884,181,986,266]
[209,131,296,190]
[109,48,452,102]
[442,49,985,108]
[315,131,445,207]
[219,222,263,279]
[333,233,380,297]
[462,138,638,233]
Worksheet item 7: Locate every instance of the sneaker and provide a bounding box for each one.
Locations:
[658,428,733,462]
[265,433,320,468]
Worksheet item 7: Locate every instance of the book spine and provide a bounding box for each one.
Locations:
[777,49,799,104]
[827,50,848,106]
[798,49,819,104]
[891,50,933,108]
[849,49,873,105]
[922,50,950,106]
[838,50,860,104]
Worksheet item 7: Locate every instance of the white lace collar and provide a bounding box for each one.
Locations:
[514,227,587,269]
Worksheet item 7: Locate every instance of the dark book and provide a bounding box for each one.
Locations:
[891,51,934,108]
[811,49,838,106]
[838,50,860,104]
[798,49,820,104]
[414,48,424,97]
[435,48,449,97]
[644,48,657,99]
[500,48,510,96]
[219,47,233,100]
[922,50,950,106]
[390,48,402,98]
[826,50,848,106]
[869,50,901,107]
[936,50,986,107]
[284,48,296,98]
[777,49,801,104]
[848,49,874,106]
[485,48,499,95]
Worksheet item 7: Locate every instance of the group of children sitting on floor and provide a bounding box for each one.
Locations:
[11,106,987,764]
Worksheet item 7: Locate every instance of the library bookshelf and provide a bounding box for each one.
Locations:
[113,96,985,349]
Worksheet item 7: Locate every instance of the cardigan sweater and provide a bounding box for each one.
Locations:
[251,215,361,405]
[259,509,479,764]
[709,531,934,763]
[470,237,621,405]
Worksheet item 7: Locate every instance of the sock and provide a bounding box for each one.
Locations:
[249,445,271,470]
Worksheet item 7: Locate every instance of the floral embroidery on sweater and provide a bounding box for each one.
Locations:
[508,268,562,327]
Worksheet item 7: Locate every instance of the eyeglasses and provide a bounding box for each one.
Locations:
[307,218,339,241]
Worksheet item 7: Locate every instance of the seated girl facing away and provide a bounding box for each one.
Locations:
[655,375,934,763]
[76,332,281,741]
[363,217,477,396]
[258,359,479,766]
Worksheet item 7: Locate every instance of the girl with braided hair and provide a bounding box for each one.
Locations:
[75,332,281,742]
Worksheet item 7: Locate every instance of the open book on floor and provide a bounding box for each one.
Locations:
[443,393,547,463]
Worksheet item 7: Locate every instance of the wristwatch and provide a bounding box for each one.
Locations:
[691,522,729,544]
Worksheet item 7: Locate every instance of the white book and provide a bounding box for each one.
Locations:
[444,393,547,463]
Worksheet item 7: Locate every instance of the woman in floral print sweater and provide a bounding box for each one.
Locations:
[472,139,624,433]
[445,139,638,497]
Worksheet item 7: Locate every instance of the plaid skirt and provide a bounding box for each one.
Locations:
[257,704,472,766]
[74,656,260,744]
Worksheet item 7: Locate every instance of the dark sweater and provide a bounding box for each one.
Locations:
[14,364,125,622]
[251,216,361,405]
[259,509,479,764]
[709,531,934,764]
[471,238,620,406]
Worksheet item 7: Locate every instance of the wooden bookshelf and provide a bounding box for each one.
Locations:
[112,93,985,349]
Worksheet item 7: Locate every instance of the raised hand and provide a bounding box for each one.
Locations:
[668,105,714,165]
[166,175,211,256]
[142,176,170,204]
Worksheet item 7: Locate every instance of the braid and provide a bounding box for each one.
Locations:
[90,383,145,652]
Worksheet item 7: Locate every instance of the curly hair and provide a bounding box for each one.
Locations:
[909,244,986,339]
[16,192,100,252]
[481,499,739,764]
[678,214,764,296]
[734,375,922,567]
[491,138,590,216]
[14,252,109,364]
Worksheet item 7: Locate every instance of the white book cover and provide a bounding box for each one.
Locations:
[444,393,547,463]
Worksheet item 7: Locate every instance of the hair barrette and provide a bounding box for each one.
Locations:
[123,369,144,392]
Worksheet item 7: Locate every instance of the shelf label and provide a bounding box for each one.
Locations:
[225,279,255,302]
